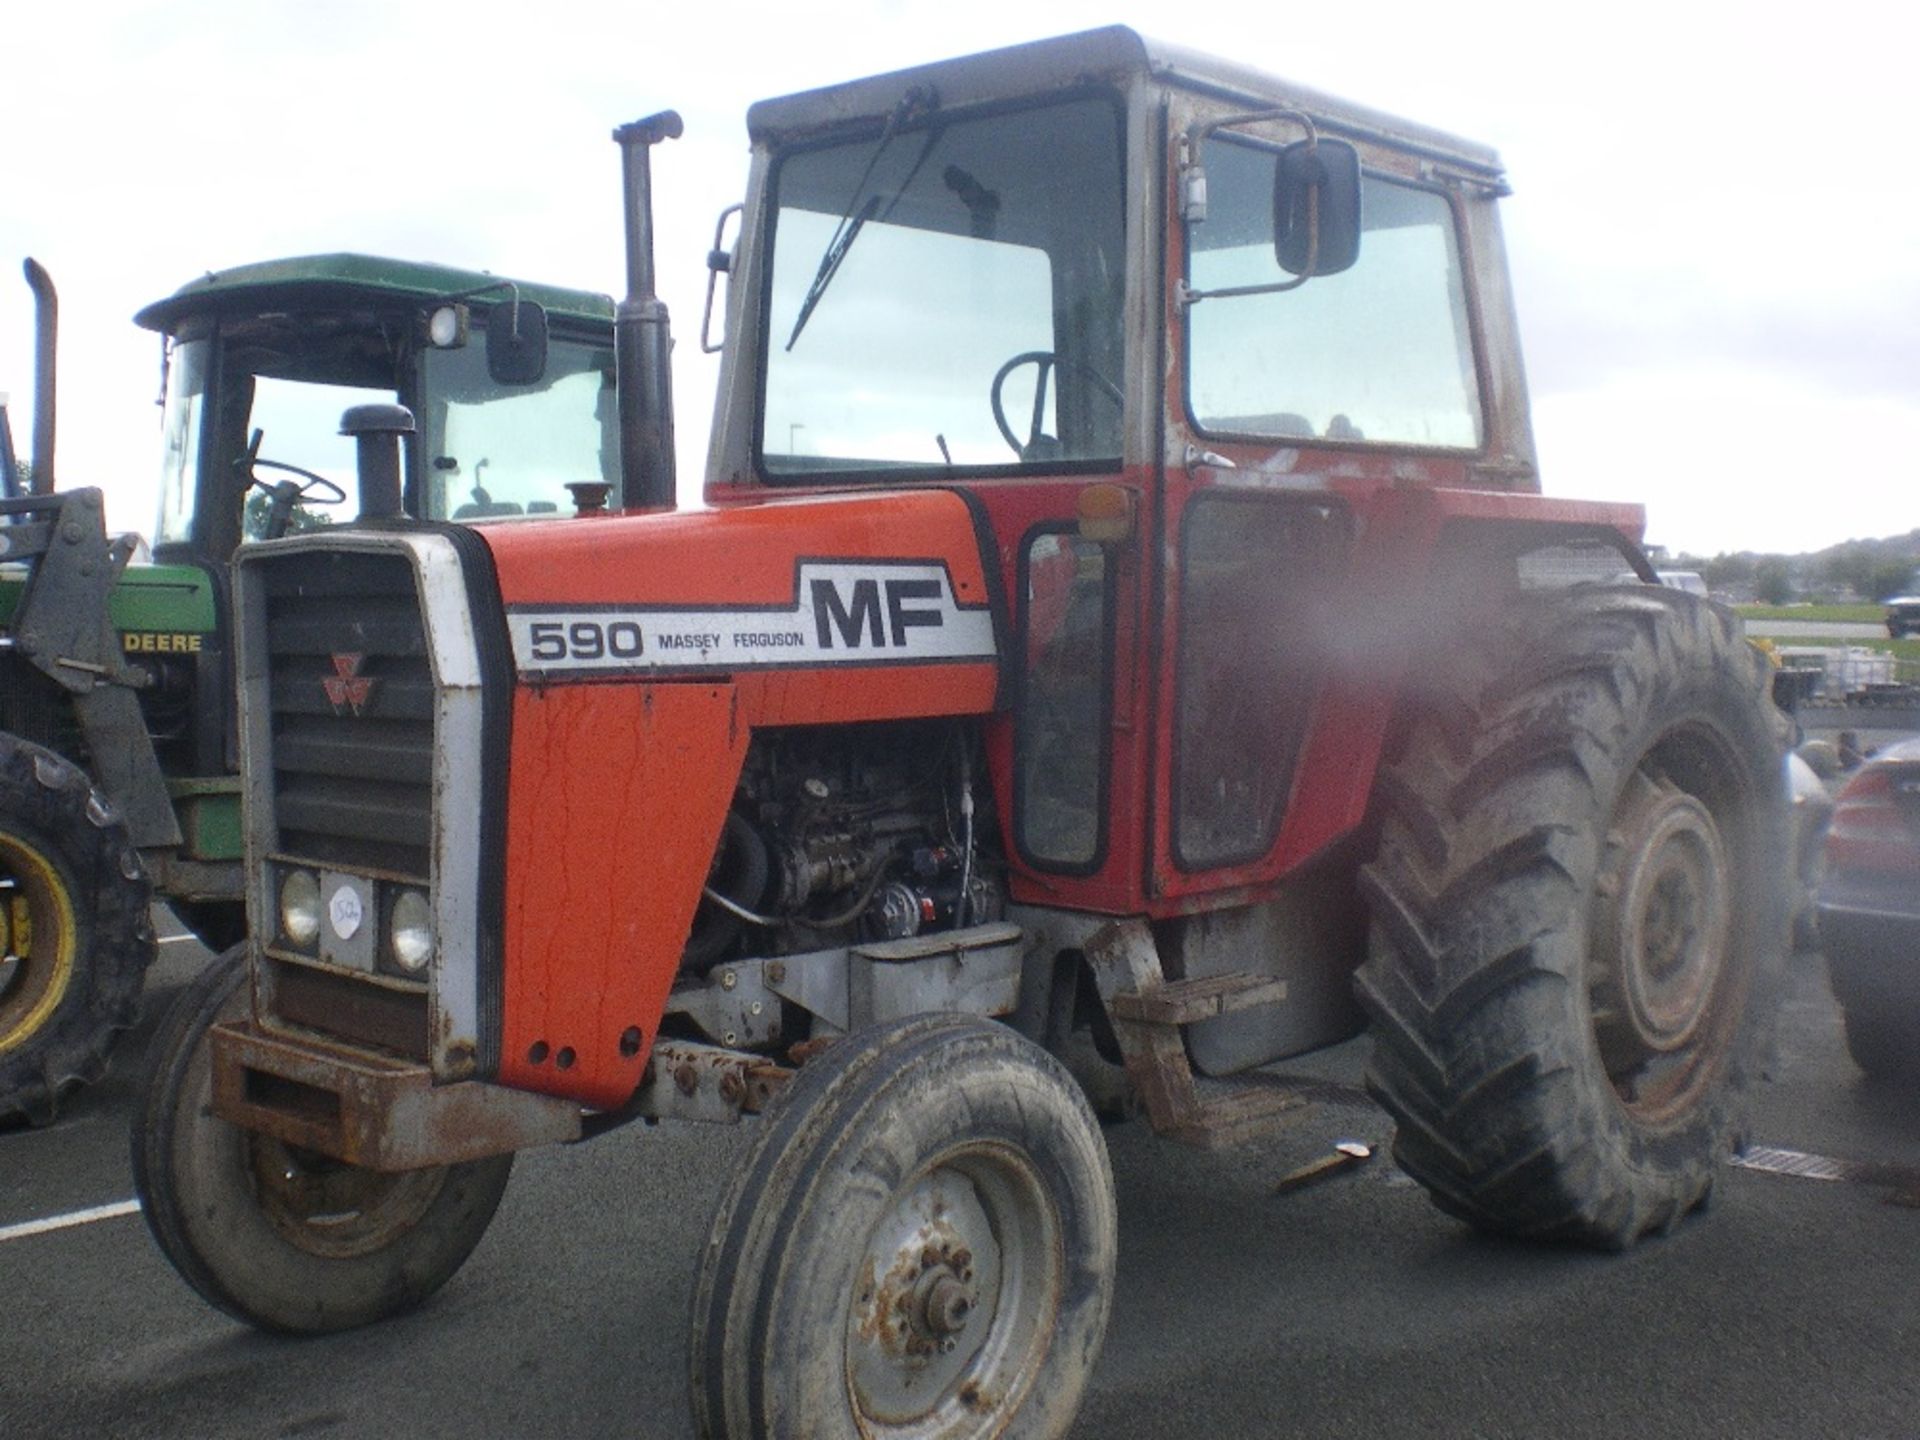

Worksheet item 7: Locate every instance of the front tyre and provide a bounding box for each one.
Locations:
[691,1014,1116,1440]
[131,946,513,1333]
[1357,586,1789,1248]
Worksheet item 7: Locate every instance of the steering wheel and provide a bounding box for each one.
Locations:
[990,351,1123,460]
[238,428,349,506]
[237,428,348,540]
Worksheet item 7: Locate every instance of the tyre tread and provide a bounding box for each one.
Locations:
[0,734,155,1125]
[1356,584,1790,1248]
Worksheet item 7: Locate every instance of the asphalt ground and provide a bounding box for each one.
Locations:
[2,932,1917,1439]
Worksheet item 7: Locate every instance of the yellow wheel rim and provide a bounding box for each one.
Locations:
[0,834,77,1055]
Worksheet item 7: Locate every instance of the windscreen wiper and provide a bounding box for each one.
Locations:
[785,85,938,351]
[785,194,881,351]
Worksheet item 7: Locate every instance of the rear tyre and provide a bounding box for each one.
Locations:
[131,945,513,1332]
[691,1014,1115,1440]
[0,735,153,1125]
[1357,586,1789,1248]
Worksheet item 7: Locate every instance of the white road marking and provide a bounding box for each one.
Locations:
[0,1198,141,1243]
[157,934,200,946]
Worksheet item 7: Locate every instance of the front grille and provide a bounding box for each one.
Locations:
[261,551,433,878]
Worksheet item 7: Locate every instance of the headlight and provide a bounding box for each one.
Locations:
[280,870,321,947]
[389,889,434,972]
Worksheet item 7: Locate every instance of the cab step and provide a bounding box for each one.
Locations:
[1107,971,1288,1025]
[1084,919,1305,1150]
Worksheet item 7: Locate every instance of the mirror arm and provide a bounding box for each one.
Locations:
[441,277,522,328]
[1178,109,1331,305]
[1185,106,1319,153]
[1177,269,1312,307]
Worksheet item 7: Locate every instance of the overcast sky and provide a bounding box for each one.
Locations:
[4,0,1914,557]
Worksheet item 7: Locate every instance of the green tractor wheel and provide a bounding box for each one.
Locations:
[0,734,155,1125]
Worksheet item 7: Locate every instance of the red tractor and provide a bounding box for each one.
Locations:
[136,28,1787,1438]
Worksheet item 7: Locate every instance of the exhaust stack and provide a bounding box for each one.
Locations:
[613,111,683,512]
[24,259,56,495]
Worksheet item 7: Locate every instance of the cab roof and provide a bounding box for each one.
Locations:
[135,253,615,333]
[747,25,1503,181]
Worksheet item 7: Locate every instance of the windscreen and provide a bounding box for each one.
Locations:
[761,95,1127,478]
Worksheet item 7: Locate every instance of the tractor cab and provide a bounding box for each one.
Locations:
[0,256,617,1124]
[702,29,1568,934]
[135,255,619,564]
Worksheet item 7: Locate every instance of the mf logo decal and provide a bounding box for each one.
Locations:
[508,561,995,677]
[322,653,377,715]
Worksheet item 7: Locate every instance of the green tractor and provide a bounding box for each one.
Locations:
[0,254,618,1122]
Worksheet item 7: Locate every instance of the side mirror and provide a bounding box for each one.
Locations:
[1273,138,1361,277]
[485,299,549,385]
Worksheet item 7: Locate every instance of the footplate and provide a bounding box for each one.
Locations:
[210,1021,582,1172]
[1085,919,1308,1150]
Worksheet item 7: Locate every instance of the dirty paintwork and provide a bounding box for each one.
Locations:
[498,682,750,1107]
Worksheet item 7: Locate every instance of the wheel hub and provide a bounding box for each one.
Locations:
[1592,770,1733,1078]
[847,1149,1058,1433]
[0,837,75,1054]
[910,1263,978,1344]
[248,1136,447,1259]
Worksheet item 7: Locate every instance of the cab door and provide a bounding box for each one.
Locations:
[1149,98,1490,909]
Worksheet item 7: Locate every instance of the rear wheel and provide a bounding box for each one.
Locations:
[1357,585,1789,1248]
[0,735,153,1124]
[691,1014,1115,1439]
[132,946,513,1332]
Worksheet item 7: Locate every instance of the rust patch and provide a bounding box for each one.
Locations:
[789,1034,842,1065]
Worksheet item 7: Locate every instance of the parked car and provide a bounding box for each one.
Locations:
[1816,737,1920,1079]
[1884,596,1920,638]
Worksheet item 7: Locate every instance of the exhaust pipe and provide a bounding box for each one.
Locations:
[24,259,55,495]
[339,404,414,521]
[613,111,683,512]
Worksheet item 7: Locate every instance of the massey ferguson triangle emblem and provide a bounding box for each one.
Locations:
[322,653,376,715]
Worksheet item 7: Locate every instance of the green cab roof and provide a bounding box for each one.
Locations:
[135,253,615,333]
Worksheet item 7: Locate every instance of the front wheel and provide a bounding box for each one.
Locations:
[691,1014,1116,1439]
[1357,585,1790,1248]
[131,946,513,1333]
